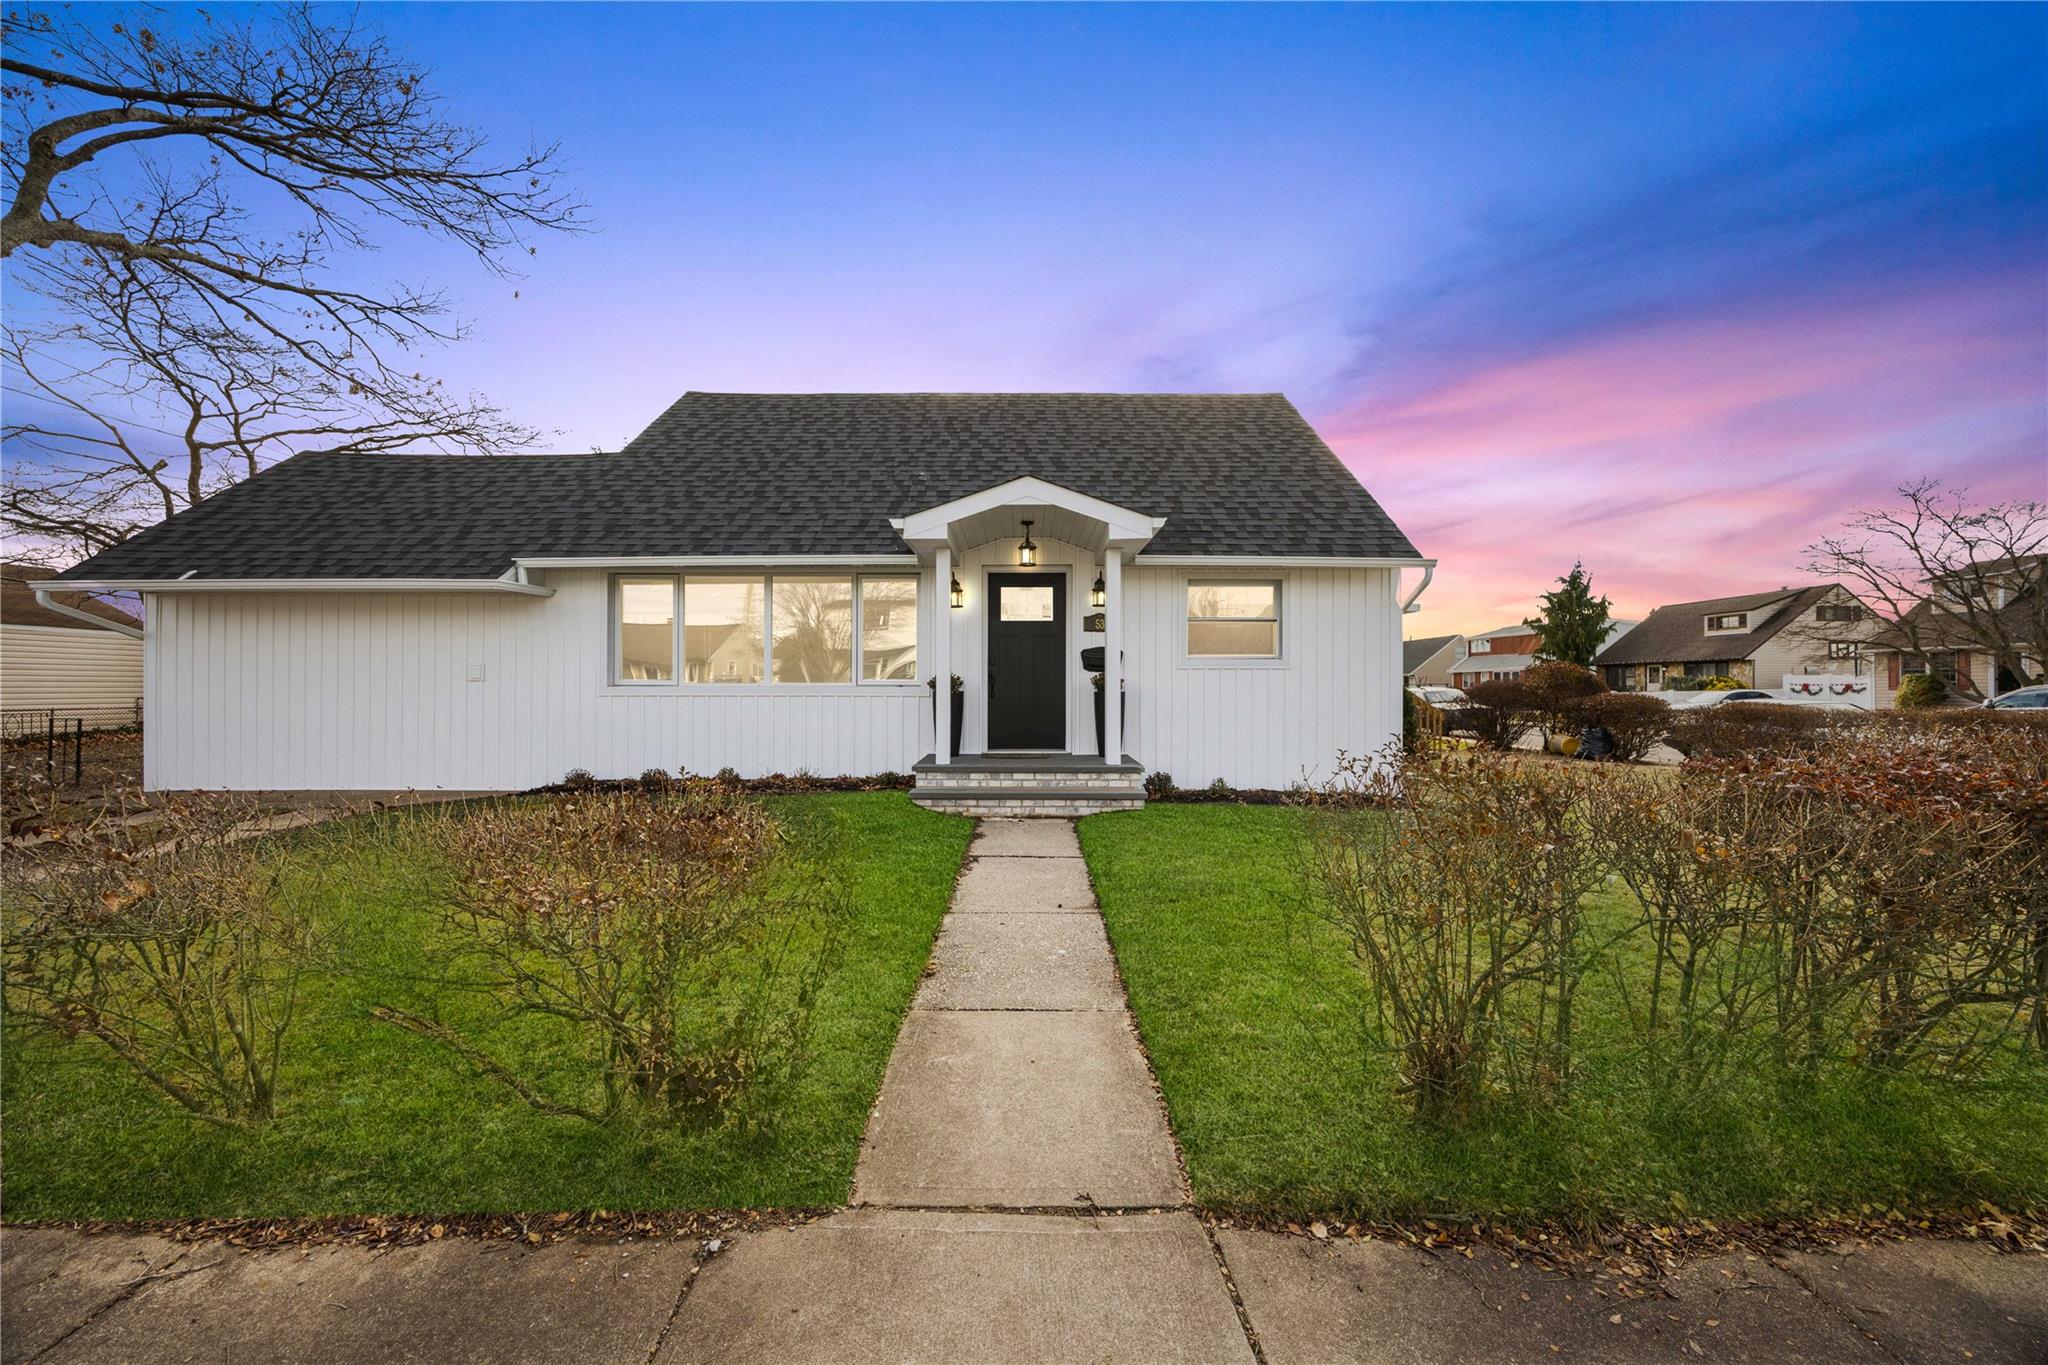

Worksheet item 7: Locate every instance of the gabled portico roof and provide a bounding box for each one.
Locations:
[891,477,1166,557]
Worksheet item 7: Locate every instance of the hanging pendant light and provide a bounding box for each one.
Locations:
[1091,570,1106,608]
[1018,519,1037,567]
[950,572,964,609]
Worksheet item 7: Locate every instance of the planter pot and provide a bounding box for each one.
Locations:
[933,690,963,758]
[1093,689,1122,759]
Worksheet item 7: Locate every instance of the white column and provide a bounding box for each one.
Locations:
[1103,547,1123,762]
[933,545,952,765]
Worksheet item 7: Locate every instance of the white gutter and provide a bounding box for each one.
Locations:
[1133,554,1435,570]
[513,554,919,570]
[30,588,145,639]
[33,578,555,598]
[1401,562,1436,615]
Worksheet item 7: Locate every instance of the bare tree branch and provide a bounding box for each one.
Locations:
[1801,480,2046,700]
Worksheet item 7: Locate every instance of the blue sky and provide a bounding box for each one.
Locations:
[5,3,2043,629]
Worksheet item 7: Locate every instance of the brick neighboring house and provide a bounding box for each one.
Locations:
[1593,585,1865,692]
[1451,619,1634,689]
[1402,633,1465,687]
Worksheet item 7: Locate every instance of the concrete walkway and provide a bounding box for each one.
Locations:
[5,819,2044,1364]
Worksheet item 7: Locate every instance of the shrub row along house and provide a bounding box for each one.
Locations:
[39,393,1431,810]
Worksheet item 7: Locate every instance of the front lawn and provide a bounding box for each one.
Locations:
[3,792,970,1220]
[1079,802,2048,1224]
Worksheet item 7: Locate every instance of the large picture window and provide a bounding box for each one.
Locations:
[613,573,917,686]
[772,578,855,683]
[684,578,765,683]
[1187,580,1280,658]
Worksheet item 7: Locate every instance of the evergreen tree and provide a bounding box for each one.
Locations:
[1524,562,1614,665]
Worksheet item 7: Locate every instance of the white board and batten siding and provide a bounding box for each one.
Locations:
[143,562,1403,792]
[1,624,145,715]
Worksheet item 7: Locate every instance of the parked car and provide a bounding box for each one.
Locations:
[1664,688,1778,708]
[1983,685,2048,710]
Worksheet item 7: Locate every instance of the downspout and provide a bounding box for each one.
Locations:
[1400,562,1436,615]
[32,587,145,640]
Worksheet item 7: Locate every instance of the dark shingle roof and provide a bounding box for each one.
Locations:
[1402,634,1459,673]
[56,393,1419,582]
[1595,586,1836,667]
[2,563,142,631]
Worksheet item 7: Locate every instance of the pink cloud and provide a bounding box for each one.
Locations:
[1333,275,2046,635]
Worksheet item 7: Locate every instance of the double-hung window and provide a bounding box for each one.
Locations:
[1186,580,1280,659]
[612,573,918,685]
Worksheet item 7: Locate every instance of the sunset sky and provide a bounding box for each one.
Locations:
[6,3,2044,634]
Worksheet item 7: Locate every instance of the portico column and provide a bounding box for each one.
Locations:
[933,545,952,765]
[1103,547,1123,762]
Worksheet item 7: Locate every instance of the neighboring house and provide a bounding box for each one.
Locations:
[1864,555,2043,706]
[1451,625,1540,688]
[0,562,145,731]
[1402,633,1464,687]
[1593,585,1865,693]
[1451,619,1633,688]
[44,392,1430,809]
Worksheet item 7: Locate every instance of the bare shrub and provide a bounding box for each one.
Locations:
[2,793,333,1123]
[1305,750,1600,1123]
[1572,693,1670,762]
[381,790,849,1125]
[1586,771,1834,1085]
[1521,660,1606,744]
[1663,702,1847,760]
[1462,679,1538,752]
[1704,725,2048,1071]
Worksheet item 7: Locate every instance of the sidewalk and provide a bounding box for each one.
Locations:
[4,819,2043,1364]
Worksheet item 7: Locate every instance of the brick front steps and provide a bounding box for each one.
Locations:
[910,753,1145,816]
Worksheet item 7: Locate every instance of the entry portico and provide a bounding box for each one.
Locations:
[892,477,1163,768]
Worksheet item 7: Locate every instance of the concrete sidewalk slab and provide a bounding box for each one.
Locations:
[1783,1239,2048,1365]
[1,1228,191,1364]
[970,818,1084,858]
[1217,1229,1888,1364]
[658,1209,1253,1365]
[16,1233,695,1365]
[915,912,1122,1011]
[854,1009,1183,1208]
[951,855,1096,913]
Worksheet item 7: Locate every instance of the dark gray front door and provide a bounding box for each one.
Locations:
[987,574,1065,750]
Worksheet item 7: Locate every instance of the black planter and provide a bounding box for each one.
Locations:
[1093,689,1122,759]
[934,689,963,758]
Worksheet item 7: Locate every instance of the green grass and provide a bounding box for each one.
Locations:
[1078,803,2048,1224]
[3,793,970,1220]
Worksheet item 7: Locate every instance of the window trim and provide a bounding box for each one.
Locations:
[1183,577,1283,666]
[609,571,922,689]
[1705,612,1749,634]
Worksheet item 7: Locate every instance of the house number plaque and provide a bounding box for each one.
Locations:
[1084,611,1107,633]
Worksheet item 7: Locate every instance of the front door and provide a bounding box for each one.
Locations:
[987,573,1065,749]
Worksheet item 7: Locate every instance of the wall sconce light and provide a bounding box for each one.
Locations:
[1017,519,1037,567]
[1091,570,1106,608]
[950,572,964,609]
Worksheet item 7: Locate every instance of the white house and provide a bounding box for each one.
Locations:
[1,563,145,732]
[1593,585,1870,702]
[40,393,1431,813]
